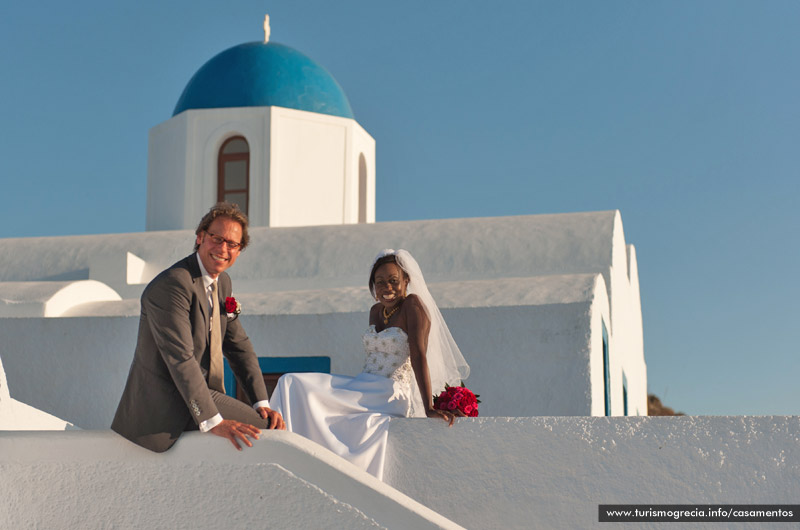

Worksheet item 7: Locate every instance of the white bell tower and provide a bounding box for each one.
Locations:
[146,16,376,230]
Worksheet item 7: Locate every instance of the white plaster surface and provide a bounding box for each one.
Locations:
[384,416,800,529]
[0,430,461,530]
[147,105,376,230]
[0,280,121,317]
[0,274,608,428]
[1,417,796,529]
[0,211,646,421]
[0,212,625,288]
[0,354,72,430]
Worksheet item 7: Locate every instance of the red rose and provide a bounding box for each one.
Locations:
[225,297,240,314]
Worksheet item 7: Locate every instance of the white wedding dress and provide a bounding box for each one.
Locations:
[270,325,425,479]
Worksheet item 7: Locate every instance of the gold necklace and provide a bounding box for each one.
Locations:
[382,304,401,324]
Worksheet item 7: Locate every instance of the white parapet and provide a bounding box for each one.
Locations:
[1,417,797,529]
[0,430,462,529]
[384,416,800,529]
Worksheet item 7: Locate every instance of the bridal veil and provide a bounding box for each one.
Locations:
[371,249,470,398]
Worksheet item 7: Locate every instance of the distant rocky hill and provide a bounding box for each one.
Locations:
[647,394,685,416]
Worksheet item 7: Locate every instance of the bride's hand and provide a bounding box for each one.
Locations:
[426,407,465,426]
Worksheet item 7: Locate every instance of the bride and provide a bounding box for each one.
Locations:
[270,249,470,479]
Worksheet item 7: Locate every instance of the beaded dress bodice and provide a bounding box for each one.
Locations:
[362,325,413,387]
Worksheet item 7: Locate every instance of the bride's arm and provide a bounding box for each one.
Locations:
[405,295,457,425]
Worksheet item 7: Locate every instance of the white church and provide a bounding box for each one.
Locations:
[1,18,795,530]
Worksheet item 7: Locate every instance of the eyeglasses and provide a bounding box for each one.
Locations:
[204,230,242,251]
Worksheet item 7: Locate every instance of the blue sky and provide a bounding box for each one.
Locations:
[2,1,798,415]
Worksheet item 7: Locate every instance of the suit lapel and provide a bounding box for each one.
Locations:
[187,254,209,332]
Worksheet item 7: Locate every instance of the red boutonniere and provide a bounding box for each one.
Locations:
[433,383,480,417]
[225,296,241,318]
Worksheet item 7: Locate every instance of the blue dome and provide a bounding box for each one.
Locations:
[173,41,354,119]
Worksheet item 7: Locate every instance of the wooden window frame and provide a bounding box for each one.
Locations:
[218,136,250,214]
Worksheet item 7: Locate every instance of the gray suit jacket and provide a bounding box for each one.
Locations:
[112,254,268,452]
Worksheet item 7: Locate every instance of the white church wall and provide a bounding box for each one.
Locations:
[621,243,647,415]
[270,107,354,226]
[233,212,629,289]
[0,430,462,530]
[146,106,375,231]
[182,107,269,229]
[0,212,628,291]
[0,275,613,427]
[88,251,160,299]
[606,211,629,416]
[148,107,272,230]
[0,212,645,422]
[447,304,595,416]
[0,317,139,429]
[349,121,377,223]
[195,109,270,227]
[0,354,73,430]
[599,211,647,416]
[588,274,613,416]
[384,416,800,530]
[146,113,189,231]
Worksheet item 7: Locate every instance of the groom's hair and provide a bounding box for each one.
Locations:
[194,202,250,252]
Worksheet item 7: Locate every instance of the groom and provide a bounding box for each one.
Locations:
[112,202,285,452]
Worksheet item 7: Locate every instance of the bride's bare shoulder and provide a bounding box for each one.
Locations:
[402,294,429,324]
[403,294,425,311]
[369,302,382,325]
[404,293,423,305]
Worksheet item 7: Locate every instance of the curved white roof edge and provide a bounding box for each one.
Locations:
[58,274,610,318]
[43,280,122,317]
[0,280,121,318]
[0,211,626,286]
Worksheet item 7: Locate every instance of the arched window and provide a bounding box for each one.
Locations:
[358,153,367,223]
[218,136,250,214]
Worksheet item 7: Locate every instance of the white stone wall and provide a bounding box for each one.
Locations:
[146,112,190,231]
[0,212,646,421]
[268,106,376,226]
[0,276,607,428]
[2,417,796,529]
[0,430,461,529]
[0,317,138,429]
[384,416,800,529]
[0,354,72,430]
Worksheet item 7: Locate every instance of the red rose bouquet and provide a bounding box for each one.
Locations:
[433,383,480,417]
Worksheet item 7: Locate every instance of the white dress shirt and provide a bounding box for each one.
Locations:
[196,255,270,432]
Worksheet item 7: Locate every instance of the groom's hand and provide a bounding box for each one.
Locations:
[210,419,261,450]
[257,407,286,430]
